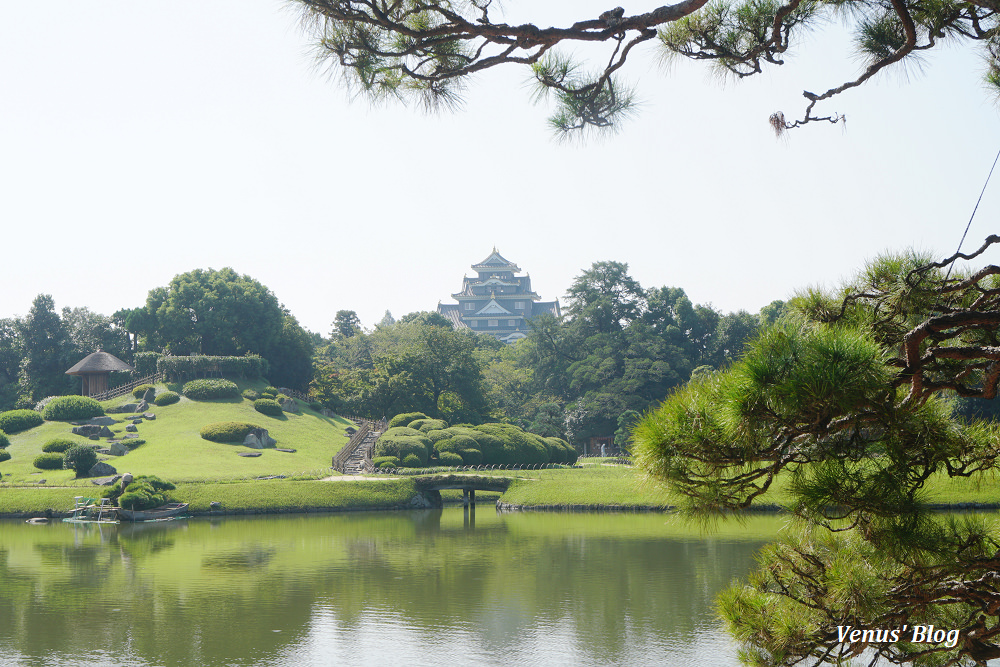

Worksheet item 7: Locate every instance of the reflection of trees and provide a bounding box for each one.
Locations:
[0,513,771,666]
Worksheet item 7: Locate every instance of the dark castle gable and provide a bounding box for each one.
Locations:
[437,249,560,343]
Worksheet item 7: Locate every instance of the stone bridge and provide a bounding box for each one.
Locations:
[413,474,511,508]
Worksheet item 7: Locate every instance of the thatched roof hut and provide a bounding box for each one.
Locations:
[66,350,134,397]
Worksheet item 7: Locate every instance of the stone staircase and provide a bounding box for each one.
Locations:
[342,426,381,475]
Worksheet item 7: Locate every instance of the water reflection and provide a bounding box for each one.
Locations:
[0,511,781,666]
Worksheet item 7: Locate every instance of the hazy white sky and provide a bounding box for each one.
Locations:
[1,1,998,335]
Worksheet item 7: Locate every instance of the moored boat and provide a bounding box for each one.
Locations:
[116,502,189,522]
[63,497,119,524]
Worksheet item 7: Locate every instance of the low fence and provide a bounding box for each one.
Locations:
[91,372,164,402]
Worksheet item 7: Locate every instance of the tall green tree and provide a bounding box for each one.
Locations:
[147,268,284,356]
[17,295,74,401]
[332,310,362,339]
[0,318,22,410]
[62,307,130,361]
[632,237,1000,665]
[290,0,999,135]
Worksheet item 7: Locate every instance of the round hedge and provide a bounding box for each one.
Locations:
[253,398,283,416]
[263,386,279,395]
[42,438,76,453]
[33,453,64,470]
[42,396,105,422]
[0,450,10,463]
[438,451,463,466]
[182,379,241,401]
[0,430,9,449]
[460,448,483,465]
[242,389,260,401]
[0,409,44,434]
[545,436,579,464]
[153,391,180,406]
[388,412,429,428]
[132,384,156,399]
[408,418,448,433]
[373,456,400,468]
[401,453,422,468]
[200,422,261,443]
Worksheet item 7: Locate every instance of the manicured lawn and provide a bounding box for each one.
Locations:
[0,381,354,485]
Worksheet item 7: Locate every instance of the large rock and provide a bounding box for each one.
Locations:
[98,426,115,438]
[136,400,149,412]
[109,442,130,456]
[142,388,156,403]
[72,425,102,437]
[88,461,118,477]
[243,427,276,449]
[88,416,117,426]
[125,424,138,433]
[280,398,299,413]
[109,403,138,414]
[143,413,156,420]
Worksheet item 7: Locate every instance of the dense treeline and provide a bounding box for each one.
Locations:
[315,261,782,448]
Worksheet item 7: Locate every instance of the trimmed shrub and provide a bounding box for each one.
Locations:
[63,445,98,477]
[375,427,433,466]
[0,409,44,434]
[200,422,261,443]
[242,389,260,401]
[132,384,156,399]
[408,418,448,433]
[0,430,8,449]
[0,450,10,463]
[42,396,105,422]
[460,448,483,465]
[373,456,400,468]
[474,423,549,465]
[545,437,579,464]
[438,451,463,466]
[388,412,429,429]
[437,435,478,455]
[158,355,266,382]
[263,386,279,396]
[124,439,146,450]
[254,398,284,416]
[42,438,76,453]
[401,453,422,468]
[134,351,163,376]
[260,392,276,400]
[309,401,323,412]
[105,475,176,510]
[182,379,241,401]
[153,391,180,406]
[425,429,452,444]
[33,452,65,470]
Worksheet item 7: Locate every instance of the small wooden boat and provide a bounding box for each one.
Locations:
[116,503,189,522]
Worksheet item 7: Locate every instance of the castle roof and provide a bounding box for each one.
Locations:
[472,248,520,272]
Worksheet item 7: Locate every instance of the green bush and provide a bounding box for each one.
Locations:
[545,437,579,464]
[124,439,146,450]
[263,386,279,395]
[42,438,76,453]
[242,389,260,401]
[254,398,283,416]
[474,423,549,465]
[309,401,323,412]
[133,351,162,376]
[42,396,105,422]
[401,453,422,468]
[375,427,432,466]
[106,475,176,510]
[260,392,276,400]
[408,418,448,433]
[0,450,10,463]
[63,445,98,477]
[0,430,8,449]
[425,429,452,444]
[438,451,463,466]
[388,412,429,428]
[182,379,241,400]
[373,456,400,468]
[153,391,180,406]
[437,435,478,455]
[132,384,156,399]
[158,355,266,382]
[0,409,44,434]
[200,422,261,443]
[33,452,65,470]
[34,396,58,412]
[460,448,483,465]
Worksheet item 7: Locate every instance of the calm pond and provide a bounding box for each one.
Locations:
[0,509,786,666]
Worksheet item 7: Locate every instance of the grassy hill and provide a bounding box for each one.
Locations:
[0,380,354,486]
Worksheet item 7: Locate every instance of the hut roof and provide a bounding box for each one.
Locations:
[66,350,134,375]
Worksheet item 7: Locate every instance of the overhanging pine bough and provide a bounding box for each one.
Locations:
[632,236,1000,665]
[293,0,1000,135]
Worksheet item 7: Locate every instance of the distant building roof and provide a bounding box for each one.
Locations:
[66,350,134,375]
[472,248,520,272]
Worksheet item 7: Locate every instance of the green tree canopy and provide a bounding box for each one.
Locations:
[17,295,74,401]
[632,236,1000,665]
[290,0,999,135]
